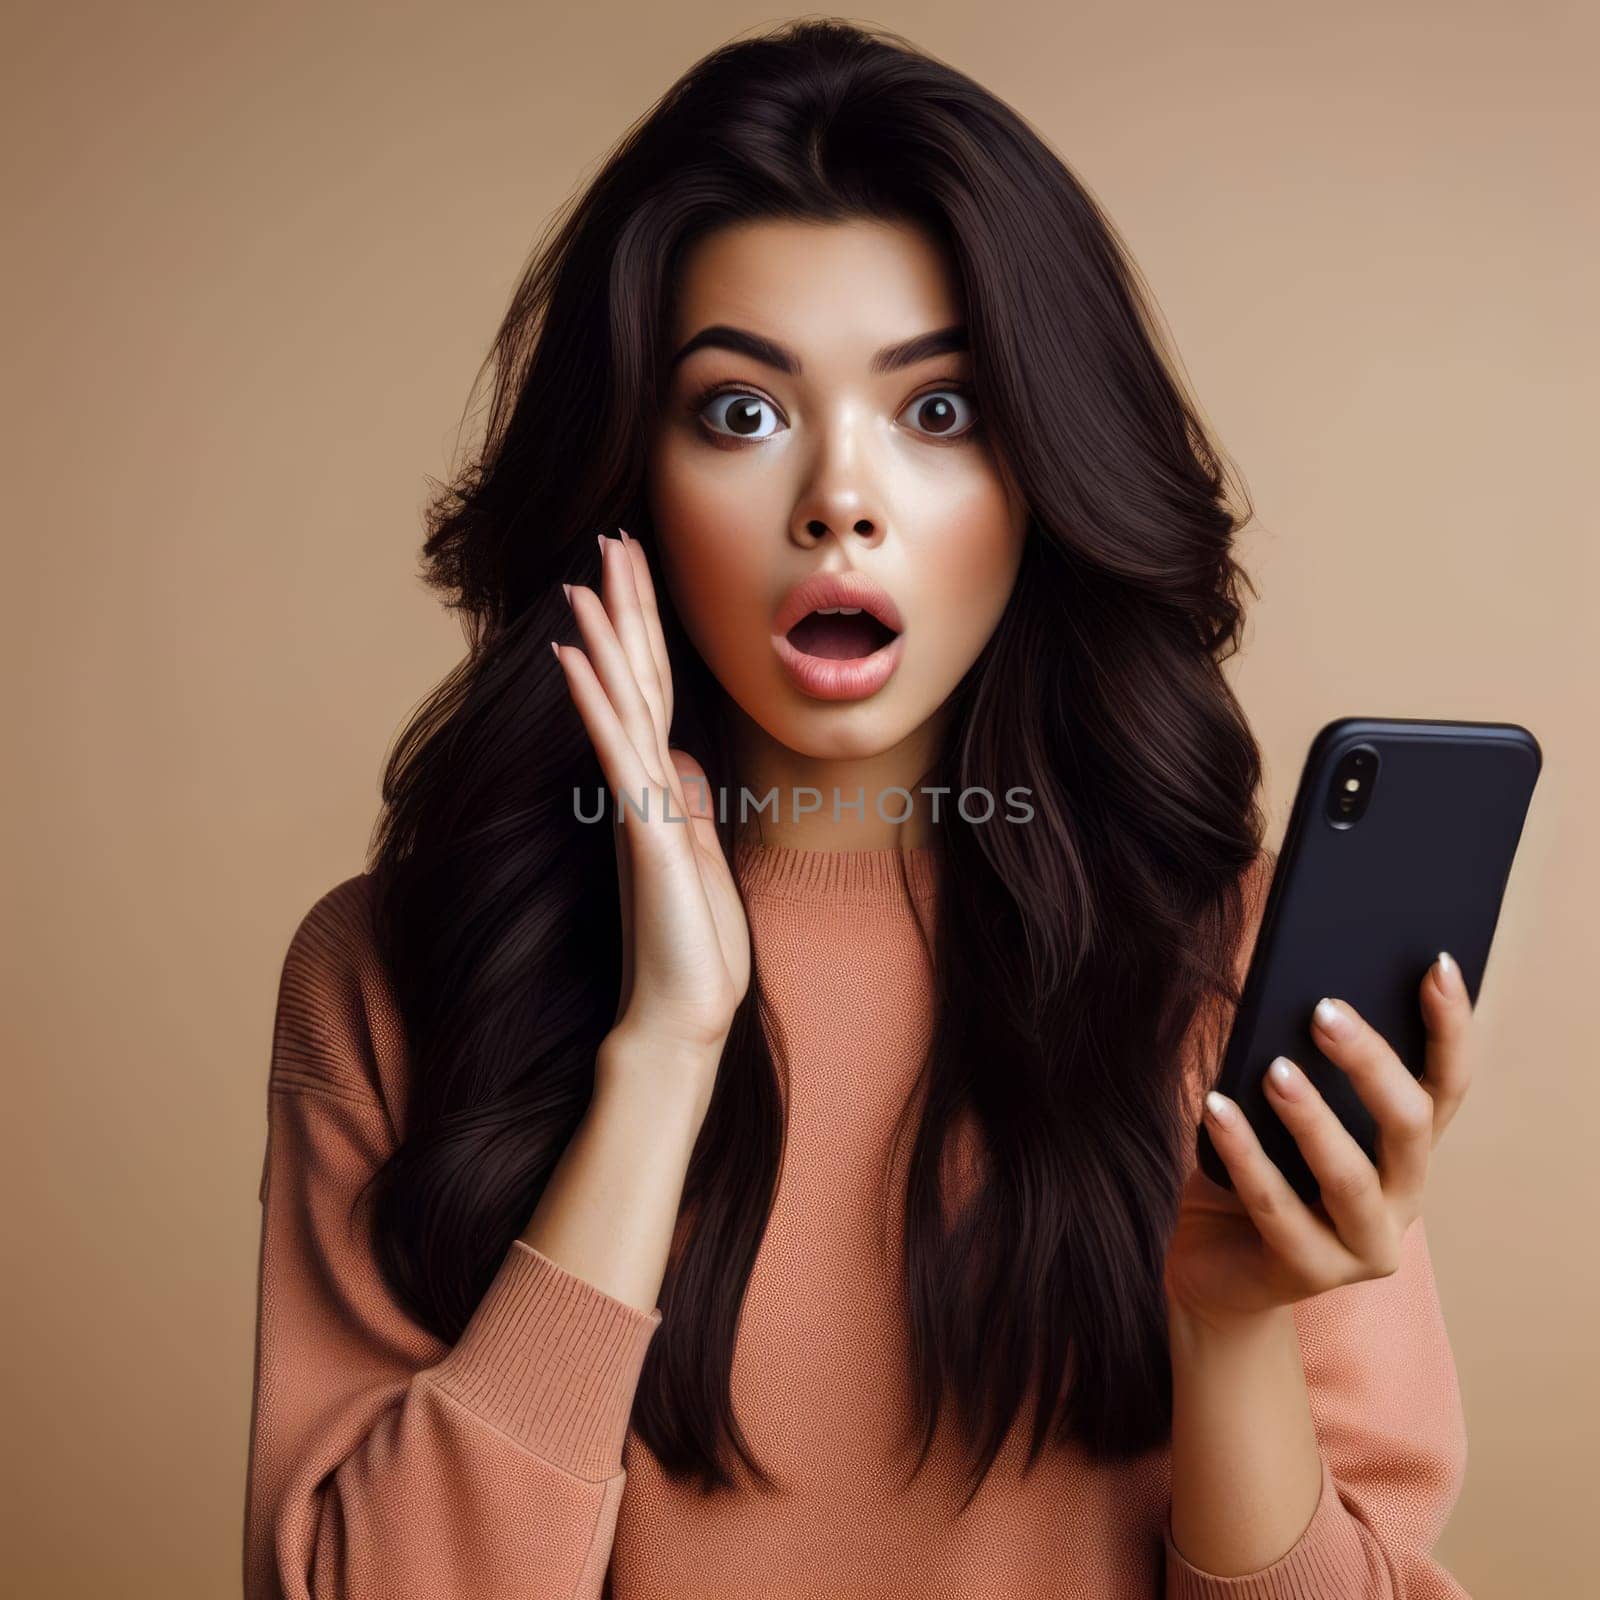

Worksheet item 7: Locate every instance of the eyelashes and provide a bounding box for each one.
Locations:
[685,379,981,448]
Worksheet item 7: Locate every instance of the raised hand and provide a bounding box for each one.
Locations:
[552,529,751,1071]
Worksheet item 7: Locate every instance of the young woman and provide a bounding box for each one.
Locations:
[244,20,1472,1598]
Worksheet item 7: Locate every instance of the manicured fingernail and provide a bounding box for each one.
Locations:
[1313,997,1350,1035]
[618,525,631,544]
[1434,952,1455,991]
[562,582,573,606]
[549,640,560,660]
[1266,1055,1302,1095]
[596,532,609,559]
[1204,1090,1235,1125]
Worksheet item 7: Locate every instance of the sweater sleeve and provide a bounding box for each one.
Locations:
[243,877,664,1600]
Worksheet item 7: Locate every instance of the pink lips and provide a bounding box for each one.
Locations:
[771,570,906,638]
[770,569,907,703]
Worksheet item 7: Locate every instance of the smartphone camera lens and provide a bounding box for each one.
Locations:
[1326,744,1379,828]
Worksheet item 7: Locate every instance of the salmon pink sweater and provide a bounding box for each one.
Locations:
[244,843,1469,1598]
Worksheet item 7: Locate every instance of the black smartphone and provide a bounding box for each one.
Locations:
[1196,716,1542,1206]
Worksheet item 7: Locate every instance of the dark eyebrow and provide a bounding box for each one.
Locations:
[667,322,968,376]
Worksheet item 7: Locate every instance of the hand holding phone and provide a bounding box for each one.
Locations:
[1169,952,1475,1323]
[1195,716,1541,1206]
[1166,716,1540,1326]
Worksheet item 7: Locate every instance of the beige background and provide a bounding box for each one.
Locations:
[4,3,1593,1594]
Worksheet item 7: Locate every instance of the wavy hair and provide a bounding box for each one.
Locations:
[356,17,1269,1509]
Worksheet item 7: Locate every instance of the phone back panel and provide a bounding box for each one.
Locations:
[1196,716,1542,1203]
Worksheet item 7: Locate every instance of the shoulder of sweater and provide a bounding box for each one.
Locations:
[270,871,406,1117]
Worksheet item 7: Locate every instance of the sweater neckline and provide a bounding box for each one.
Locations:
[732,840,940,907]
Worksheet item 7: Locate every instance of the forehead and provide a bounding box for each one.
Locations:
[668,217,965,361]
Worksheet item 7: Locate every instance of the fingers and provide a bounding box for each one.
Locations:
[1261,1056,1396,1268]
[1201,973,1472,1300]
[1418,952,1473,1142]
[558,539,698,856]
[1201,1091,1356,1287]
[618,528,676,735]
[565,566,667,788]
[1309,997,1433,1206]
[597,532,671,756]
[553,634,691,1027]
[550,639,656,808]
[601,532,699,834]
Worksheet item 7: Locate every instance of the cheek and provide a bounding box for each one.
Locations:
[910,479,1026,649]
[647,445,773,669]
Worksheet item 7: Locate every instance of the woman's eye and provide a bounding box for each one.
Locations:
[692,385,978,444]
[699,391,784,441]
[898,388,978,440]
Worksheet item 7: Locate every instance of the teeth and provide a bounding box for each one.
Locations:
[816,606,863,615]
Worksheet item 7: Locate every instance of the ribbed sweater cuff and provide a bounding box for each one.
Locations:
[1164,1457,1375,1598]
[425,1238,664,1481]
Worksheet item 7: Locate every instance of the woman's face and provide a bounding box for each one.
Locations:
[645,216,1028,772]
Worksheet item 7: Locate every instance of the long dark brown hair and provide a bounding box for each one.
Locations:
[356,17,1269,1510]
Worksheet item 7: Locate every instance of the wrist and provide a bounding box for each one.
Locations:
[597,1022,725,1124]
[1166,1290,1298,1359]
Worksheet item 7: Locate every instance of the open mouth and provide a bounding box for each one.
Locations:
[785,606,901,661]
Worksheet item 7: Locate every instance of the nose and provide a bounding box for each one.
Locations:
[793,511,880,548]
[788,401,889,551]
[789,471,886,550]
